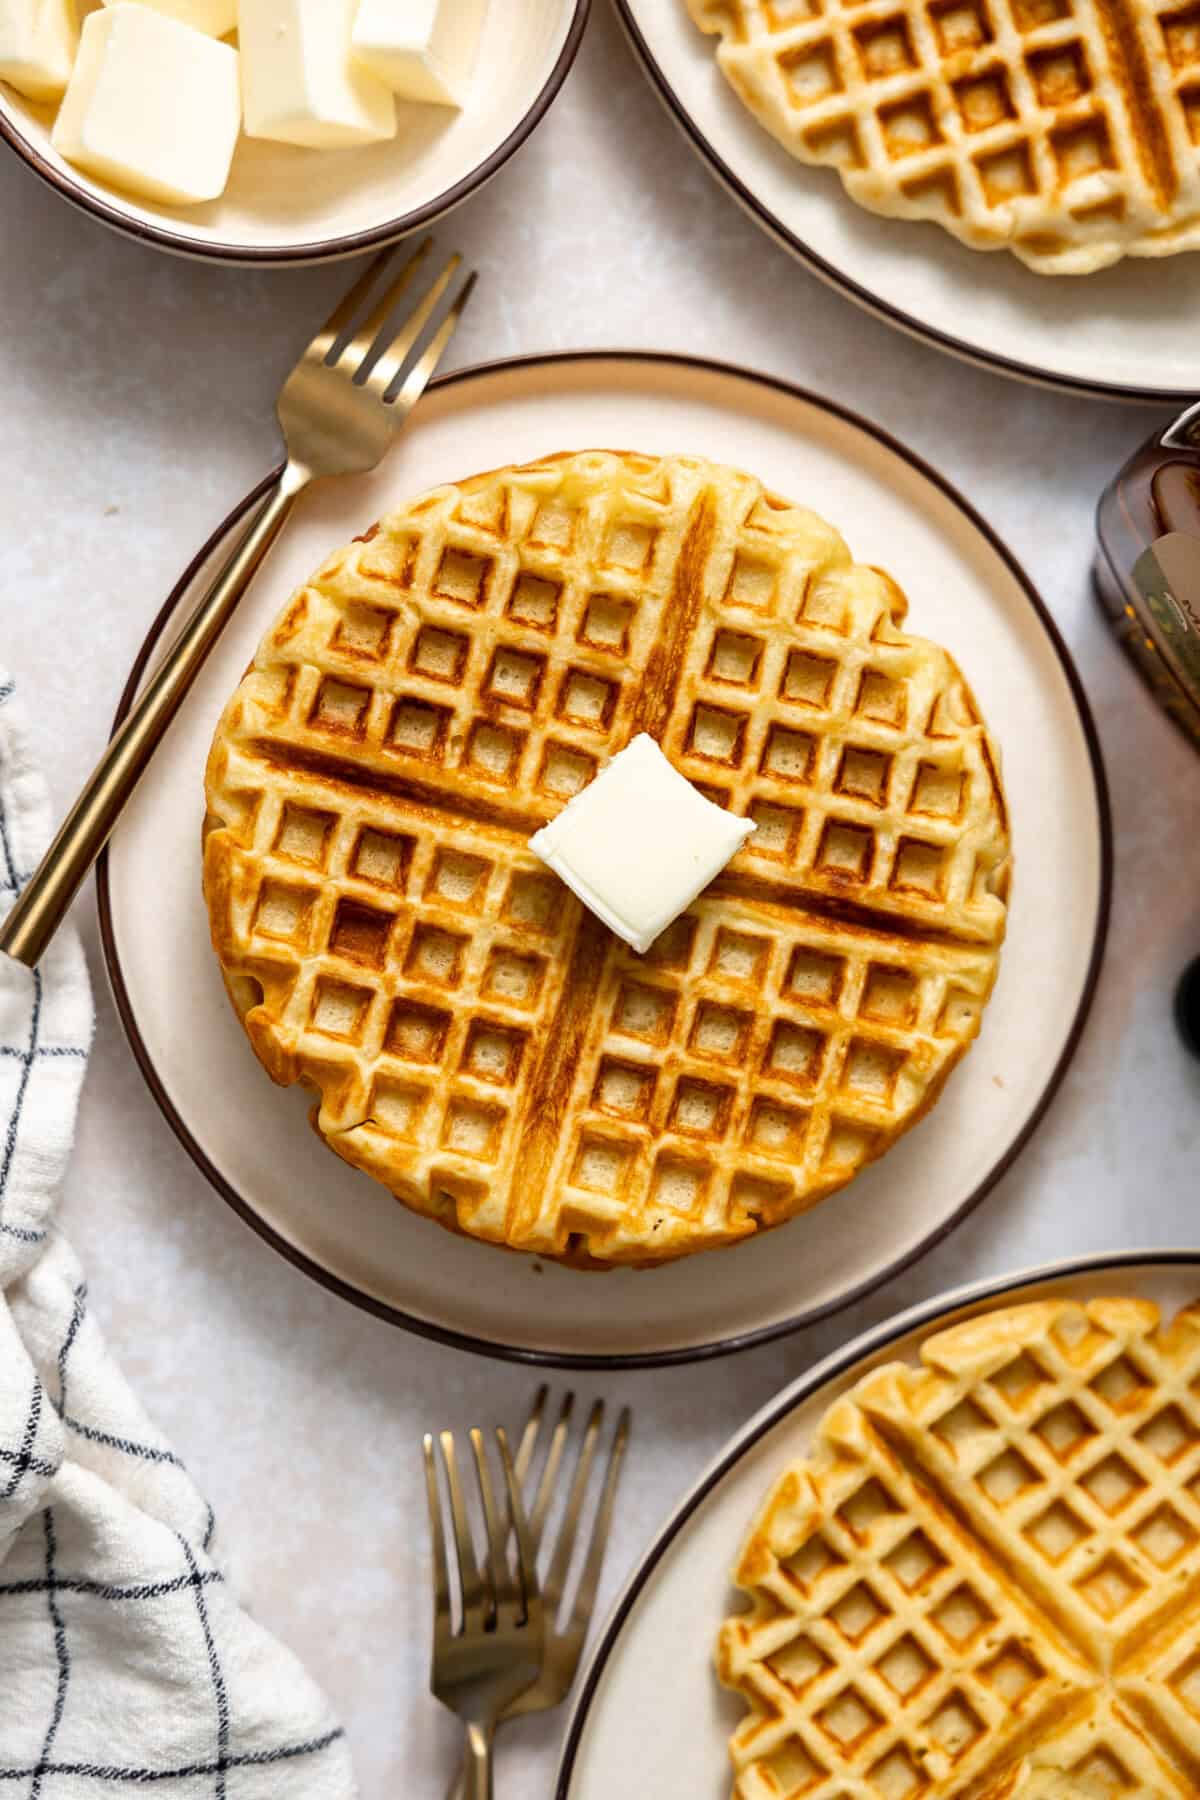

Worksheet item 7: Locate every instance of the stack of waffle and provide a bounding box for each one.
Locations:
[719,1296,1200,1795]
[203,451,1009,1267]
[687,0,1200,272]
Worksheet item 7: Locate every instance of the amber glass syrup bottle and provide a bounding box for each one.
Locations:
[1094,399,1200,752]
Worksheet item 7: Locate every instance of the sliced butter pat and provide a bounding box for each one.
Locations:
[239,0,395,149]
[529,734,756,956]
[52,6,240,206]
[0,0,78,102]
[352,0,486,107]
[102,0,237,39]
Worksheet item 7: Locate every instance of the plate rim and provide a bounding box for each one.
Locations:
[0,0,589,267]
[96,347,1114,1369]
[553,1247,1200,1797]
[612,2,1196,404]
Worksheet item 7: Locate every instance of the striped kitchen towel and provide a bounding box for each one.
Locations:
[0,676,355,1798]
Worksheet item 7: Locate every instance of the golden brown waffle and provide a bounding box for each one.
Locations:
[203,451,1009,1267]
[686,0,1200,273]
[718,1296,1200,1797]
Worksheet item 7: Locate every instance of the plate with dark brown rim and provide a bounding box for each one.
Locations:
[554,1252,1200,1796]
[98,351,1110,1367]
[615,2,1200,401]
[0,0,587,265]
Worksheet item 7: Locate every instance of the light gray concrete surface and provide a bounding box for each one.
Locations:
[2,4,1198,1793]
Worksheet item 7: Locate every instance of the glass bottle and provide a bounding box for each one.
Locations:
[1094,398,1200,752]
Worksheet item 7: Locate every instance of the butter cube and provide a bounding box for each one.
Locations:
[239,0,395,149]
[52,5,240,205]
[529,735,756,955]
[0,0,77,102]
[102,0,237,39]
[352,0,486,107]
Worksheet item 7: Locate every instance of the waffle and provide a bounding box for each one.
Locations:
[686,0,1200,273]
[203,450,1009,1268]
[718,1295,1200,1798]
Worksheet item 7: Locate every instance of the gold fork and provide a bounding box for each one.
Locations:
[425,1426,543,1800]
[0,237,475,968]
[444,1390,632,1800]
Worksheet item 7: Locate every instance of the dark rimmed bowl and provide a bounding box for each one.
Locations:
[0,1,587,265]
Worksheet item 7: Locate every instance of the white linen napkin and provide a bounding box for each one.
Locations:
[0,676,356,1798]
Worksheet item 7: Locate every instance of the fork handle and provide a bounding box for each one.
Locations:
[461,1724,494,1800]
[446,1751,472,1800]
[0,463,309,968]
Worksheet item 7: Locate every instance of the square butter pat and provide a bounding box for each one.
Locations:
[239,0,395,148]
[102,0,237,39]
[52,6,240,206]
[0,0,78,102]
[352,0,486,107]
[530,734,756,955]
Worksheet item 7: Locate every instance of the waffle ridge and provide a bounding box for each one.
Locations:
[718,1296,1200,1798]
[203,450,1009,1267]
[686,0,1200,273]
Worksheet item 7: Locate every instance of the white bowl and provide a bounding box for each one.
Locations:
[0,0,587,264]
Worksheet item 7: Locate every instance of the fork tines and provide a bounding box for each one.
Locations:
[312,236,476,404]
[516,1389,631,1630]
[423,1425,536,1637]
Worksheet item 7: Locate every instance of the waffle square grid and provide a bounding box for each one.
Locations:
[688,0,1200,273]
[719,1297,1200,1798]
[203,452,1009,1266]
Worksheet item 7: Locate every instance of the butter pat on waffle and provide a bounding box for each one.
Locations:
[203,450,1009,1268]
[718,1296,1200,1797]
[530,733,757,953]
[686,0,1200,274]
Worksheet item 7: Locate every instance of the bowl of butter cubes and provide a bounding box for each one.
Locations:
[0,0,587,261]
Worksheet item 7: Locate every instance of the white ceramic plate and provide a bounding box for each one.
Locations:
[98,352,1110,1366]
[0,0,585,263]
[555,1253,1200,1797]
[616,2,1200,401]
